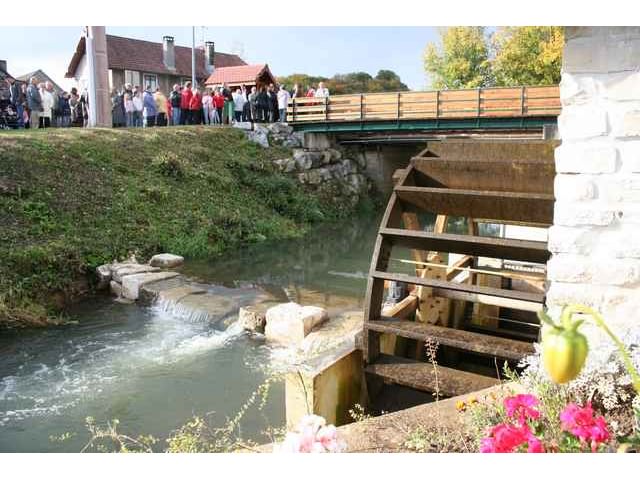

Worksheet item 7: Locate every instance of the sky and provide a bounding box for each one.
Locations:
[0,26,438,91]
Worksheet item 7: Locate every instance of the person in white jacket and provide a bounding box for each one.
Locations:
[277,85,291,123]
[314,82,329,98]
[39,83,55,128]
[232,88,246,122]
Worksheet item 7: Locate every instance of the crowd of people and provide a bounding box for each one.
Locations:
[4,76,88,129]
[3,75,331,129]
[109,80,331,128]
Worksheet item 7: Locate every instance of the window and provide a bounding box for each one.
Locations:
[143,74,158,91]
[124,70,141,88]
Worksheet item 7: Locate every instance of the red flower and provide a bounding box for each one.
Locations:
[560,402,610,452]
[504,394,541,423]
[480,422,544,453]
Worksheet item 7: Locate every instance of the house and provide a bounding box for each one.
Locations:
[204,64,276,90]
[16,70,64,94]
[65,34,247,94]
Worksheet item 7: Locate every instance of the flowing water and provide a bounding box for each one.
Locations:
[0,209,400,452]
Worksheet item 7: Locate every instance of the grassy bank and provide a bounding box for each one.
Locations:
[0,127,369,328]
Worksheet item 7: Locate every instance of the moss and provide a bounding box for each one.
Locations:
[0,127,361,328]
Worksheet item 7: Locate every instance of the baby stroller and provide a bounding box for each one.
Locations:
[0,98,19,130]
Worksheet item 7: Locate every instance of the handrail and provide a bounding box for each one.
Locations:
[288,85,561,124]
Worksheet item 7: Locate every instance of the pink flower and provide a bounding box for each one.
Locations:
[274,415,344,453]
[504,394,541,423]
[480,422,545,453]
[560,402,610,452]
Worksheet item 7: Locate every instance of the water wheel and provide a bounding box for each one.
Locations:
[363,147,555,399]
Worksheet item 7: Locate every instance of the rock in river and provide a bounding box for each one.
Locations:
[149,253,185,268]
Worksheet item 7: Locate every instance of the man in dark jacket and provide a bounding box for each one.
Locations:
[267,83,278,123]
[169,84,181,126]
[26,77,42,128]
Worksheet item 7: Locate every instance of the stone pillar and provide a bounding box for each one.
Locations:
[547,27,640,347]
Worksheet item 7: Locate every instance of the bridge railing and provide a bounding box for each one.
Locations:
[287,85,560,124]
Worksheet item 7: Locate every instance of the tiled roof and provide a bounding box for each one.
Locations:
[66,34,246,79]
[204,64,273,86]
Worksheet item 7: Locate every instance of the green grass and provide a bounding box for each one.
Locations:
[0,126,363,327]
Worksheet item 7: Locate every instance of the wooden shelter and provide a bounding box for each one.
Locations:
[204,64,276,90]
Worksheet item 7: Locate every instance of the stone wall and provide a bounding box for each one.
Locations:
[546,27,640,342]
[241,123,371,207]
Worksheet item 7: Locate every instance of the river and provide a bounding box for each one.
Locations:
[0,209,409,452]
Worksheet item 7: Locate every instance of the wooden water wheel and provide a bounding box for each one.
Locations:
[363,147,555,399]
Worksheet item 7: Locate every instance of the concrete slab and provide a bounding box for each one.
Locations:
[112,264,161,283]
[265,302,328,346]
[121,271,180,300]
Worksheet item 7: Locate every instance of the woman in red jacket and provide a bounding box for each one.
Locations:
[180,81,193,124]
[213,89,224,125]
[189,87,202,125]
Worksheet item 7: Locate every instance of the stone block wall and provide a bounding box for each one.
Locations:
[547,27,640,339]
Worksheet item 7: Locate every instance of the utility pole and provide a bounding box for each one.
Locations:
[191,26,196,87]
[85,26,111,128]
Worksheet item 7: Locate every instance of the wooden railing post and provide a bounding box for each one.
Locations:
[435,90,440,118]
[477,88,481,116]
[520,86,526,116]
[292,98,296,122]
[397,92,401,120]
[360,94,364,120]
[324,96,329,121]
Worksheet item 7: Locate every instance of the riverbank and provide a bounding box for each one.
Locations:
[0,126,375,329]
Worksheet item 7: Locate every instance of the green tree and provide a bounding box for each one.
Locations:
[423,27,492,89]
[278,69,408,95]
[492,26,563,86]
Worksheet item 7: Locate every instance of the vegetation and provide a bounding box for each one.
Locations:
[0,127,366,328]
[277,70,408,95]
[424,26,563,88]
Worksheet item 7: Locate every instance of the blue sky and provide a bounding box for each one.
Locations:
[0,26,438,91]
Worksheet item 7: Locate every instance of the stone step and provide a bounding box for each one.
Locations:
[365,354,500,397]
[121,271,181,300]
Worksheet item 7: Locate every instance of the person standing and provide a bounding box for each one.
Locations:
[189,86,202,124]
[132,88,143,127]
[6,77,23,128]
[40,83,54,128]
[221,83,233,125]
[277,84,290,123]
[58,92,71,128]
[154,88,168,126]
[256,86,269,123]
[111,88,125,127]
[143,85,157,127]
[202,89,212,125]
[267,83,278,122]
[314,81,330,98]
[169,84,181,126]
[123,91,134,127]
[233,88,246,122]
[248,86,258,122]
[26,77,42,129]
[212,89,224,124]
[180,81,192,124]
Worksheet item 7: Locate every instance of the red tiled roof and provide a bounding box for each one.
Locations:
[205,64,274,86]
[66,34,246,79]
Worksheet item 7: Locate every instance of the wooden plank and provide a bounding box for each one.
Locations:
[365,354,500,397]
[380,228,550,263]
[372,270,544,311]
[411,157,555,195]
[367,320,534,360]
[395,186,554,225]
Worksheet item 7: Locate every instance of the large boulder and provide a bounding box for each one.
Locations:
[237,303,278,334]
[149,253,184,268]
[245,127,269,148]
[96,264,112,290]
[121,271,181,300]
[264,302,328,345]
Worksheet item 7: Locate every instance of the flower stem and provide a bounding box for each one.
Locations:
[565,304,640,394]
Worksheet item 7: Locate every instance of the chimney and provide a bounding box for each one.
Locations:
[204,41,215,74]
[162,36,176,70]
[0,60,7,73]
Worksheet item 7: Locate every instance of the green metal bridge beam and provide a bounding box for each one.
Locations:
[290,116,558,134]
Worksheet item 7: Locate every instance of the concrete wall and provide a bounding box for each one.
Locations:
[546,27,640,345]
[358,144,423,194]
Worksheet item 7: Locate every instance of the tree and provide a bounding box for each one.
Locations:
[277,69,408,95]
[423,27,492,89]
[492,27,563,86]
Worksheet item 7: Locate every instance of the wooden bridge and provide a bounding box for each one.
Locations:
[287,85,560,134]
